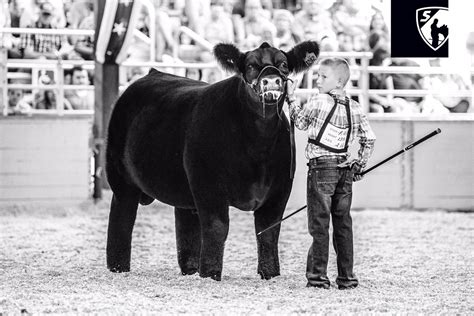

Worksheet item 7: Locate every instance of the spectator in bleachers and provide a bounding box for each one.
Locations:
[19,0,66,29]
[422,59,471,113]
[136,7,150,36]
[1,1,16,58]
[369,51,442,114]
[332,0,371,52]
[154,1,176,61]
[230,0,245,45]
[203,68,222,84]
[34,89,56,110]
[7,79,32,115]
[19,2,68,59]
[64,66,93,110]
[65,0,94,60]
[368,11,389,52]
[261,23,277,47]
[199,0,234,62]
[203,0,234,45]
[273,9,301,50]
[293,0,338,51]
[240,0,276,50]
[185,68,203,81]
[184,0,211,37]
[8,0,22,28]
[260,0,274,20]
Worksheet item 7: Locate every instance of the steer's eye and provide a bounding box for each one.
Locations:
[280,62,288,69]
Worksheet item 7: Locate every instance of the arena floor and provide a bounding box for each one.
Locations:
[0,192,473,314]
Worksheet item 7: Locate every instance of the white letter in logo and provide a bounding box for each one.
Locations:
[420,10,431,22]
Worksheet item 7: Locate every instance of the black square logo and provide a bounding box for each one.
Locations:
[391,0,449,57]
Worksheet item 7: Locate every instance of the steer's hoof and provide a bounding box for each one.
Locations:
[180,267,198,276]
[199,271,222,281]
[258,270,280,280]
[108,264,130,273]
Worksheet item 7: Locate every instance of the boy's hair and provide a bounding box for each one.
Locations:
[319,57,351,87]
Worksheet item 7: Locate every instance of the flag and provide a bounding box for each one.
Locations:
[95,0,142,64]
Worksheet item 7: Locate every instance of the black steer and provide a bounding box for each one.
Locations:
[106,41,320,280]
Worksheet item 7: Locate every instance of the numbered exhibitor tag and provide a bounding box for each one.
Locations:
[319,123,349,150]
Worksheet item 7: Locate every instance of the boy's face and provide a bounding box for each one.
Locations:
[316,65,340,93]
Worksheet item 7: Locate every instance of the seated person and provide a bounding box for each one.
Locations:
[64,66,94,110]
[369,49,424,113]
[273,9,301,51]
[293,0,338,50]
[7,87,32,115]
[423,59,471,113]
[19,2,69,59]
[35,90,56,110]
[240,0,276,50]
[66,0,94,60]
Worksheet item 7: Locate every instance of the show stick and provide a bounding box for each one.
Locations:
[257,128,442,236]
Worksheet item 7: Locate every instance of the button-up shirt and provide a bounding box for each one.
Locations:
[289,90,376,168]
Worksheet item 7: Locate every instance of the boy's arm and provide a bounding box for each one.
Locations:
[356,112,376,169]
[286,79,316,131]
[287,97,313,131]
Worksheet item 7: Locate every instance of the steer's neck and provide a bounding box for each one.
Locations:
[238,83,285,159]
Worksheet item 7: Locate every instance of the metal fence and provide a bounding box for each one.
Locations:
[1,27,473,116]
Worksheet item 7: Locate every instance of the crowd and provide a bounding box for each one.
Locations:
[1,0,471,114]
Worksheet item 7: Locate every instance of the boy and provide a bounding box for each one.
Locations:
[287,58,376,289]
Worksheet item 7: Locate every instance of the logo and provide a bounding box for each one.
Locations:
[416,7,449,51]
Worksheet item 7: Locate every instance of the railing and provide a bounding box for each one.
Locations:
[172,26,214,60]
[0,24,472,116]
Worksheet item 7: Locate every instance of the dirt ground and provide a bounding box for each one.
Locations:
[0,193,473,314]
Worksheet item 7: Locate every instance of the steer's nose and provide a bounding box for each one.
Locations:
[262,75,282,91]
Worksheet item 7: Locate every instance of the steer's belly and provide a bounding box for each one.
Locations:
[123,124,195,208]
[230,181,271,211]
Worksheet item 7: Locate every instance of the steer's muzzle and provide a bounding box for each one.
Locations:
[256,66,286,104]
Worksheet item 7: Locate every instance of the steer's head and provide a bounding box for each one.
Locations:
[214,41,320,117]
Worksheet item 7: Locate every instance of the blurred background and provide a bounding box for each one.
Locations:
[0,0,472,210]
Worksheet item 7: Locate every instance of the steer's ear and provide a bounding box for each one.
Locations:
[285,41,320,73]
[214,43,245,74]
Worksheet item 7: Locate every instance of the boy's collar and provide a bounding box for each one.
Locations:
[328,89,346,97]
[328,89,350,106]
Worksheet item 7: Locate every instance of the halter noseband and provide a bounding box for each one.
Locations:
[248,65,289,119]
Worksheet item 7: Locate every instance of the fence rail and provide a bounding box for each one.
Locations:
[0,36,473,116]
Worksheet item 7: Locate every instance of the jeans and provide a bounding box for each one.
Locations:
[305,156,359,289]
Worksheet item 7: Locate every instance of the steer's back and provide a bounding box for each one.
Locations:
[106,69,207,205]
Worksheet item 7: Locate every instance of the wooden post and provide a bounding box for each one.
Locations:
[93,0,119,199]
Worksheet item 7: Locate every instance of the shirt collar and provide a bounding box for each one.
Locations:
[328,89,346,98]
[328,89,349,106]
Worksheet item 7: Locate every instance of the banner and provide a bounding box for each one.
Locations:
[95,0,142,64]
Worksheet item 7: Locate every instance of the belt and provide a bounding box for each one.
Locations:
[307,155,347,168]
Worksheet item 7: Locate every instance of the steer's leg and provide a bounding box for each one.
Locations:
[106,186,140,273]
[175,207,201,275]
[197,203,230,281]
[254,187,290,279]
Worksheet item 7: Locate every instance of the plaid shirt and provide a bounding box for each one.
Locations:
[20,21,64,54]
[289,91,376,168]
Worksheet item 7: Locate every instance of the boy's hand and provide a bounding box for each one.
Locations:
[352,162,364,181]
[353,173,364,182]
[286,79,298,101]
[337,159,365,181]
